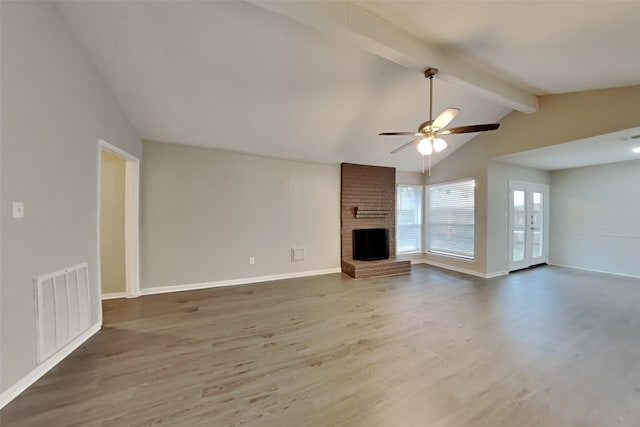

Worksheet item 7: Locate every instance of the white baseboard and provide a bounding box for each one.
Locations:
[0,322,101,409]
[485,270,509,279]
[101,292,127,300]
[547,263,640,279]
[140,267,342,296]
[416,259,507,279]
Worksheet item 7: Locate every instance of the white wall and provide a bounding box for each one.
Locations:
[396,170,423,186]
[1,1,141,395]
[549,160,640,277]
[486,161,549,276]
[140,141,340,289]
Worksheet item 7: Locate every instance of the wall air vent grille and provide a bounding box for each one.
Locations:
[35,263,91,363]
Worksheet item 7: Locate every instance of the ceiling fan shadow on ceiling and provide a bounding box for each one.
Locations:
[380,67,500,173]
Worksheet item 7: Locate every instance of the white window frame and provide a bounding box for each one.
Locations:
[426,178,476,260]
[396,184,423,254]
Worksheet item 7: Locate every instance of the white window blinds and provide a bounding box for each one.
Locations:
[396,185,422,253]
[427,179,475,259]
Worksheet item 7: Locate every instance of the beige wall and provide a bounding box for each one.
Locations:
[549,159,640,277]
[425,85,640,276]
[1,2,141,394]
[141,141,340,289]
[396,170,423,186]
[100,150,126,294]
[484,85,640,159]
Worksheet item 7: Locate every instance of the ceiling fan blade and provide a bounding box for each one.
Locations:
[440,123,500,135]
[431,108,459,130]
[390,137,421,154]
[379,132,419,136]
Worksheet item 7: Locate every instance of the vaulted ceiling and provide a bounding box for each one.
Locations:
[56,1,640,172]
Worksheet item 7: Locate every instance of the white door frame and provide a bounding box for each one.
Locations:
[508,180,550,271]
[97,139,140,300]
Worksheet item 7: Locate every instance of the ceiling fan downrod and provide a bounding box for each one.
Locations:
[424,67,438,123]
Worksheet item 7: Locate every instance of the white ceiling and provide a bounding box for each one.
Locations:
[496,127,640,170]
[357,1,640,95]
[56,1,640,172]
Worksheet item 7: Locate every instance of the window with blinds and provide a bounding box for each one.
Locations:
[396,185,422,253]
[427,179,475,259]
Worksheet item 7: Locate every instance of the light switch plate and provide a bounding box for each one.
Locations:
[12,202,24,219]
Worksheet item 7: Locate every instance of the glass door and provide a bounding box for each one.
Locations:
[509,182,549,271]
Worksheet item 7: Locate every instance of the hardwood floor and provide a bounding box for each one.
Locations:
[2,265,640,426]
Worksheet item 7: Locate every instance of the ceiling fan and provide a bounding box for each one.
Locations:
[380,67,500,156]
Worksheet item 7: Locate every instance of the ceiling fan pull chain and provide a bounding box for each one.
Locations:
[422,154,425,174]
[429,153,432,177]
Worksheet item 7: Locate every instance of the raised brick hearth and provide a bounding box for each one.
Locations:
[341,257,411,279]
[340,163,410,279]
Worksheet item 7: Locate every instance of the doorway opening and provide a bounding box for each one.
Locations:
[508,181,549,272]
[97,139,140,302]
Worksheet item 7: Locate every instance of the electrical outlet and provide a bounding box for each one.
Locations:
[249,257,255,265]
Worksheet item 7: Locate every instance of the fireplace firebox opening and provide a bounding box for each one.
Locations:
[352,228,389,261]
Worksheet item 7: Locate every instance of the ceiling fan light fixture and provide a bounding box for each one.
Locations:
[417,137,433,155]
[433,138,448,152]
[380,67,500,157]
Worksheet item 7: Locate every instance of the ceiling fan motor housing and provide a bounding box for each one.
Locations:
[419,120,434,133]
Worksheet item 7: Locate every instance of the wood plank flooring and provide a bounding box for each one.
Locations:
[2,265,640,426]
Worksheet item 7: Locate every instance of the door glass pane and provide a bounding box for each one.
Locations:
[512,190,525,262]
[532,192,543,258]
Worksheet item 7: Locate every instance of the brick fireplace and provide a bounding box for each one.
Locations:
[340,163,410,279]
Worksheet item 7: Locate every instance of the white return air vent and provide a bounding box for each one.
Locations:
[35,263,91,364]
